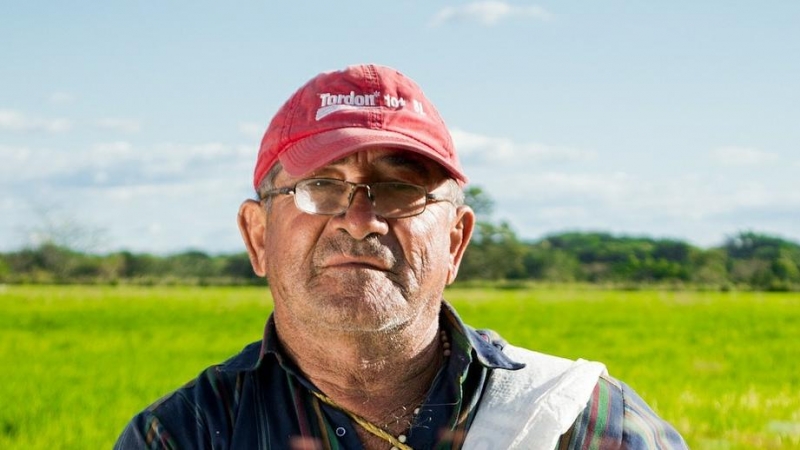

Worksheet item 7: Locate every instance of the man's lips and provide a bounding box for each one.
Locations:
[321,255,393,271]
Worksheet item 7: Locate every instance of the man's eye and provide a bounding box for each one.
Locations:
[313,179,338,187]
[307,179,342,189]
[388,183,421,194]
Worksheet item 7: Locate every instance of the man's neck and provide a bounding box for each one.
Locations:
[275,310,445,426]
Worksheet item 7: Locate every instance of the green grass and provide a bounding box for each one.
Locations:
[1,285,799,449]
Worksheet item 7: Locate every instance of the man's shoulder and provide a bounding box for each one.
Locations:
[472,339,688,449]
[562,374,688,449]
[114,340,264,449]
[154,340,263,412]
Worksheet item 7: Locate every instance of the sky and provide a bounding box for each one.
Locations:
[1,1,799,254]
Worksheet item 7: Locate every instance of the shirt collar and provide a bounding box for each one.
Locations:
[441,301,525,371]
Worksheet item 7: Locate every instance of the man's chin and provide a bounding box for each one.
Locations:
[311,295,409,332]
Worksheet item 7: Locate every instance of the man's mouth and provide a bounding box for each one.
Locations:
[322,255,393,272]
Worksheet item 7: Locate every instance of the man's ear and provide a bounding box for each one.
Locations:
[238,200,268,277]
[446,205,475,285]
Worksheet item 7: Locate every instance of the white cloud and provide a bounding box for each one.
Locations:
[0,109,72,133]
[238,122,264,139]
[431,1,552,27]
[479,168,800,247]
[94,118,141,133]
[3,134,798,252]
[710,146,778,166]
[1,140,257,252]
[49,92,75,104]
[0,141,254,188]
[452,128,596,164]
[500,171,797,220]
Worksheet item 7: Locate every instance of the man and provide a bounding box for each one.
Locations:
[115,64,687,449]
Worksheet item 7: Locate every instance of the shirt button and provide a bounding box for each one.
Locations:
[335,427,346,437]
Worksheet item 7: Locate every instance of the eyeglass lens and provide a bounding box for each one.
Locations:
[294,179,428,218]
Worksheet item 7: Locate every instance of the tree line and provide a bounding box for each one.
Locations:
[458,227,800,291]
[1,188,798,291]
[456,187,800,291]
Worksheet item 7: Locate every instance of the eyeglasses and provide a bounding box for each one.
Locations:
[260,178,453,219]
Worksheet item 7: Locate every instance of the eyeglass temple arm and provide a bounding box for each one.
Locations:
[259,186,295,200]
[426,193,455,205]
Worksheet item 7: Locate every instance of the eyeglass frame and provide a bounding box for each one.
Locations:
[259,177,456,219]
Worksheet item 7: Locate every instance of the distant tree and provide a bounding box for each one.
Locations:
[118,251,162,278]
[36,243,78,281]
[222,253,262,283]
[22,206,108,253]
[723,231,800,290]
[534,232,697,283]
[97,252,126,281]
[460,221,527,280]
[165,250,217,279]
[458,186,527,280]
[0,256,10,280]
[774,248,800,282]
[463,186,494,221]
[524,241,581,282]
[724,231,792,260]
[653,240,692,263]
[691,248,729,287]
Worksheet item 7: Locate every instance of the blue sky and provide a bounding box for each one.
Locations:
[2,1,799,254]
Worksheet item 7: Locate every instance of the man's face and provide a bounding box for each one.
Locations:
[246,148,473,333]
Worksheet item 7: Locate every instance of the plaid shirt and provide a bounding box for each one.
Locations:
[115,302,687,449]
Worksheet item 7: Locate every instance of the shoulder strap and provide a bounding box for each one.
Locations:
[462,345,607,450]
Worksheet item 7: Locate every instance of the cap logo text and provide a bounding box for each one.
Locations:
[315,91,426,121]
[316,91,379,120]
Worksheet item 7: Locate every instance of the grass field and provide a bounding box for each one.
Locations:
[1,284,799,449]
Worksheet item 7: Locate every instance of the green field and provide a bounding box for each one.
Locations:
[1,285,799,449]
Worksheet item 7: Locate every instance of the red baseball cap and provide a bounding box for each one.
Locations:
[253,64,467,189]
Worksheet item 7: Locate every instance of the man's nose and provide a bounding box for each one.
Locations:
[335,188,388,240]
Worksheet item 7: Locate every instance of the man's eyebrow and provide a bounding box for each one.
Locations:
[326,154,357,167]
[324,152,439,177]
[376,153,433,175]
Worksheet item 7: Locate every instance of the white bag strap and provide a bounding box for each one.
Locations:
[462,345,607,450]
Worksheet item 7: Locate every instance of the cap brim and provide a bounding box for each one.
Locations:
[279,128,468,184]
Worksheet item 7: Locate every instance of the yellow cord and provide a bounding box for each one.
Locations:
[311,390,414,450]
